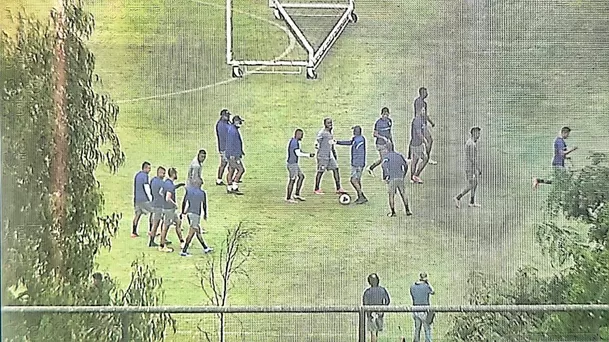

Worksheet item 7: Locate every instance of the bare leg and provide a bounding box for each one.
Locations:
[286,178,296,200]
[332,169,342,191]
[181,228,196,253]
[295,174,305,196]
[314,171,324,191]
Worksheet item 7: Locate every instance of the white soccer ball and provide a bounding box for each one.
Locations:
[338,193,351,205]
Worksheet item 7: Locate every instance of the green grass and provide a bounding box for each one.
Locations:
[5,0,609,340]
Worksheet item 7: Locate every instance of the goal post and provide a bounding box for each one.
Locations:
[227,0,357,79]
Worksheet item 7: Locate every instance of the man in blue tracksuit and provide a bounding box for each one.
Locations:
[215,109,231,186]
[225,115,245,195]
[336,125,368,204]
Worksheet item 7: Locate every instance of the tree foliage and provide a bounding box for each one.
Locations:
[1,1,173,340]
[447,154,609,341]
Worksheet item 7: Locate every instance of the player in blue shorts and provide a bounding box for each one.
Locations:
[215,109,231,186]
[131,162,153,238]
[180,177,213,256]
[337,126,368,204]
[286,129,315,203]
[533,126,577,189]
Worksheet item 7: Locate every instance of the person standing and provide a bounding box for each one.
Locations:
[454,127,482,208]
[382,142,413,217]
[226,116,246,195]
[215,109,231,186]
[336,125,368,204]
[367,107,393,177]
[187,149,207,187]
[131,162,153,238]
[313,117,345,195]
[413,87,437,165]
[410,272,435,342]
[362,273,391,342]
[286,129,315,203]
[148,166,167,247]
[533,126,577,189]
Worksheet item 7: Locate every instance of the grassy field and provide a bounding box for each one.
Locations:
[3,0,609,340]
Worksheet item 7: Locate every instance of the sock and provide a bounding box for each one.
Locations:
[227,185,232,191]
[405,204,410,212]
[182,242,189,253]
[470,197,475,204]
[232,183,238,191]
[335,181,341,190]
[132,224,137,234]
[149,236,154,245]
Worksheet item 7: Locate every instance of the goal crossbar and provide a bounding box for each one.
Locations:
[227,0,357,79]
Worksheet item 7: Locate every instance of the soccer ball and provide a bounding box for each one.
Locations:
[338,193,351,205]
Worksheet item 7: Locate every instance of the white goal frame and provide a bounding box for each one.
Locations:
[226,0,358,79]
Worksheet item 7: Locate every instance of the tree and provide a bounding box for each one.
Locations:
[447,154,609,341]
[1,1,174,340]
[197,223,252,342]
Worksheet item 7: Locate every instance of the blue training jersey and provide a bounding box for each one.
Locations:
[150,176,165,208]
[382,151,408,180]
[133,171,149,204]
[337,135,366,167]
[374,118,393,145]
[287,138,301,164]
[552,137,567,167]
[185,186,207,216]
[225,124,244,158]
[163,179,177,210]
[216,119,230,152]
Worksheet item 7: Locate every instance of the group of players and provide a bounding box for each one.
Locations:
[130,86,488,253]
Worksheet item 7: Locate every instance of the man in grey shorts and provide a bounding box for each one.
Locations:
[159,168,184,253]
[382,142,412,217]
[131,162,153,238]
[313,118,346,195]
[336,125,368,204]
[286,129,315,203]
[148,166,166,247]
[409,107,429,184]
[454,127,482,208]
[180,177,213,257]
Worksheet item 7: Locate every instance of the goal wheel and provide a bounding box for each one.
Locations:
[232,66,244,78]
[273,9,282,20]
[306,68,317,80]
[349,12,358,23]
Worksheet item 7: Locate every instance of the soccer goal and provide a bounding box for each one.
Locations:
[227,0,358,79]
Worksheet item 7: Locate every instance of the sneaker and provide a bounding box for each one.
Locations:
[428,159,438,165]
[130,233,139,238]
[453,196,461,209]
[367,168,375,177]
[406,210,413,216]
[355,197,368,204]
[387,212,396,217]
[336,188,347,194]
[232,189,244,195]
[180,252,192,257]
[286,198,298,204]
[532,177,539,190]
[203,247,214,254]
[411,176,424,184]
[148,242,159,248]
[314,189,324,195]
[468,203,482,208]
[294,195,306,201]
[158,246,174,253]
[216,181,225,186]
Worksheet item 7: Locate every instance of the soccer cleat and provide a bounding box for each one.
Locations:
[367,168,376,177]
[203,247,214,254]
[453,197,461,209]
[294,195,306,201]
[411,176,424,184]
[286,198,298,204]
[314,189,324,195]
[428,159,438,165]
[532,177,539,190]
[468,203,482,208]
[158,246,174,253]
[387,212,396,217]
[180,252,192,257]
[130,233,139,238]
[336,188,347,194]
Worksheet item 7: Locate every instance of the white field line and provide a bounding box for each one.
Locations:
[115,0,297,104]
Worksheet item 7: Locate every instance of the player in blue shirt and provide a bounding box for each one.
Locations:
[382,143,412,217]
[336,126,368,204]
[225,115,245,195]
[286,129,315,203]
[158,168,185,253]
[132,162,153,238]
[148,166,167,247]
[367,107,393,177]
[533,127,577,189]
[215,109,231,186]
[180,177,213,257]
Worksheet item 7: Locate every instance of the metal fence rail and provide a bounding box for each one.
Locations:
[3,305,609,342]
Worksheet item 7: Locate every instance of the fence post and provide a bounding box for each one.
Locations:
[120,313,130,342]
[358,306,366,342]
